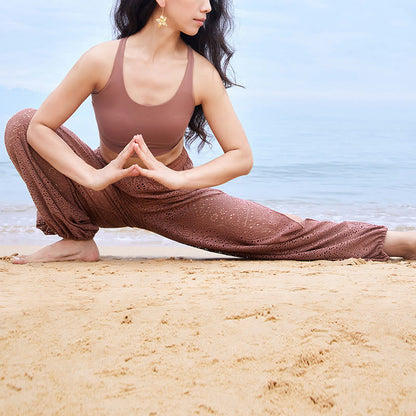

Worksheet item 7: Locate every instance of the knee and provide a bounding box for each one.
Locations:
[4,108,37,156]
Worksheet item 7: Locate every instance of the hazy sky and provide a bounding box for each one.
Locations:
[1,0,415,102]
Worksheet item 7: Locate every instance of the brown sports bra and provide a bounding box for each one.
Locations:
[92,37,195,156]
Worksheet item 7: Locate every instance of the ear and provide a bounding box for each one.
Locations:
[155,0,166,8]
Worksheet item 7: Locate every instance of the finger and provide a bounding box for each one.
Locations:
[135,141,160,170]
[120,139,137,158]
[114,141,137,166]
[136,135,157,159]
[133,142,155,169]
[119,135,145,158]
[135,165,157,180]
[120,164,141,179]
[111,142,133,167]
[132,134,147,152]
[132,135,151,158]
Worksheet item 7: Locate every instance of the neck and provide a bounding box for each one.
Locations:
[128,11,183,59]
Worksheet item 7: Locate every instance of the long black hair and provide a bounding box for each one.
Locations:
[112,0,238,150]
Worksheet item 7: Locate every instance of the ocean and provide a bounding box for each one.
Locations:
[1,97,415,246]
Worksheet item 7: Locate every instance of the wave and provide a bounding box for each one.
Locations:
[1,200,415,246]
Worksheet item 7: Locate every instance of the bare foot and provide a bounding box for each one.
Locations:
[11,239,100,264]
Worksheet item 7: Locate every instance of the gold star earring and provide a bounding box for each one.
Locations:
[156,7,168,27]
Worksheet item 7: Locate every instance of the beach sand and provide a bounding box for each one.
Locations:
[1,245,416,415]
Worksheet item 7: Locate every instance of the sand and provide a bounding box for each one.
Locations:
[1,244,416,415]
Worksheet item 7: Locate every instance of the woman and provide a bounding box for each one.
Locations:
[4,0,416,263]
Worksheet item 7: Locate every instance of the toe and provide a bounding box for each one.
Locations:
[11,256,27,264]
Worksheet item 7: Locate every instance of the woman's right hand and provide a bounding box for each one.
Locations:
[87,139,141,191]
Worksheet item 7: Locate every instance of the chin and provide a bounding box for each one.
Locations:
[180,25,201,37]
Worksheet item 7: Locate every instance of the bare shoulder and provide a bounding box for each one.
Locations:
[75,39,120,93]
[192,50,226,106]
[30,39,122,128]
[82,39,119,63]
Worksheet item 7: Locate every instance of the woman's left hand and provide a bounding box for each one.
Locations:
[132,135,186,190]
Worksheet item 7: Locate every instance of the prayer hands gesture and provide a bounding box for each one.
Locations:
[89,135,185,191]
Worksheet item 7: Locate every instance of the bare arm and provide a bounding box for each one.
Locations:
[135,54,253,189]
[181,61,253,188]
[27,42,140,190]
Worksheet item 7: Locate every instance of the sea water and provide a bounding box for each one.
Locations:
[1,98,415,246]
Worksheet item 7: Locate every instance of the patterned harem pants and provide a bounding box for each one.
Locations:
[4,109,389,261]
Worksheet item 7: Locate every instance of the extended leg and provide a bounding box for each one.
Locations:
[138,187,389,261]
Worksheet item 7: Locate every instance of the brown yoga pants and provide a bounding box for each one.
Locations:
[4,109,389,261]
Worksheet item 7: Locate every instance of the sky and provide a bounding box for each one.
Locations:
[0,0,415,157]
[1,0,414,97]
[234,0,416,103]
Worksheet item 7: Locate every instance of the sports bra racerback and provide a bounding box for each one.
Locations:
[92,37,195,156]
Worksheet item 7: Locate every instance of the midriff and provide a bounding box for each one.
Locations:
[99,137,184,168]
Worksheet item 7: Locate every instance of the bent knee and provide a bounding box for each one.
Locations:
[4,108,37,155]
[4,108,36,160]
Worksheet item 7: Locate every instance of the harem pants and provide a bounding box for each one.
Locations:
[4,109,389,261]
